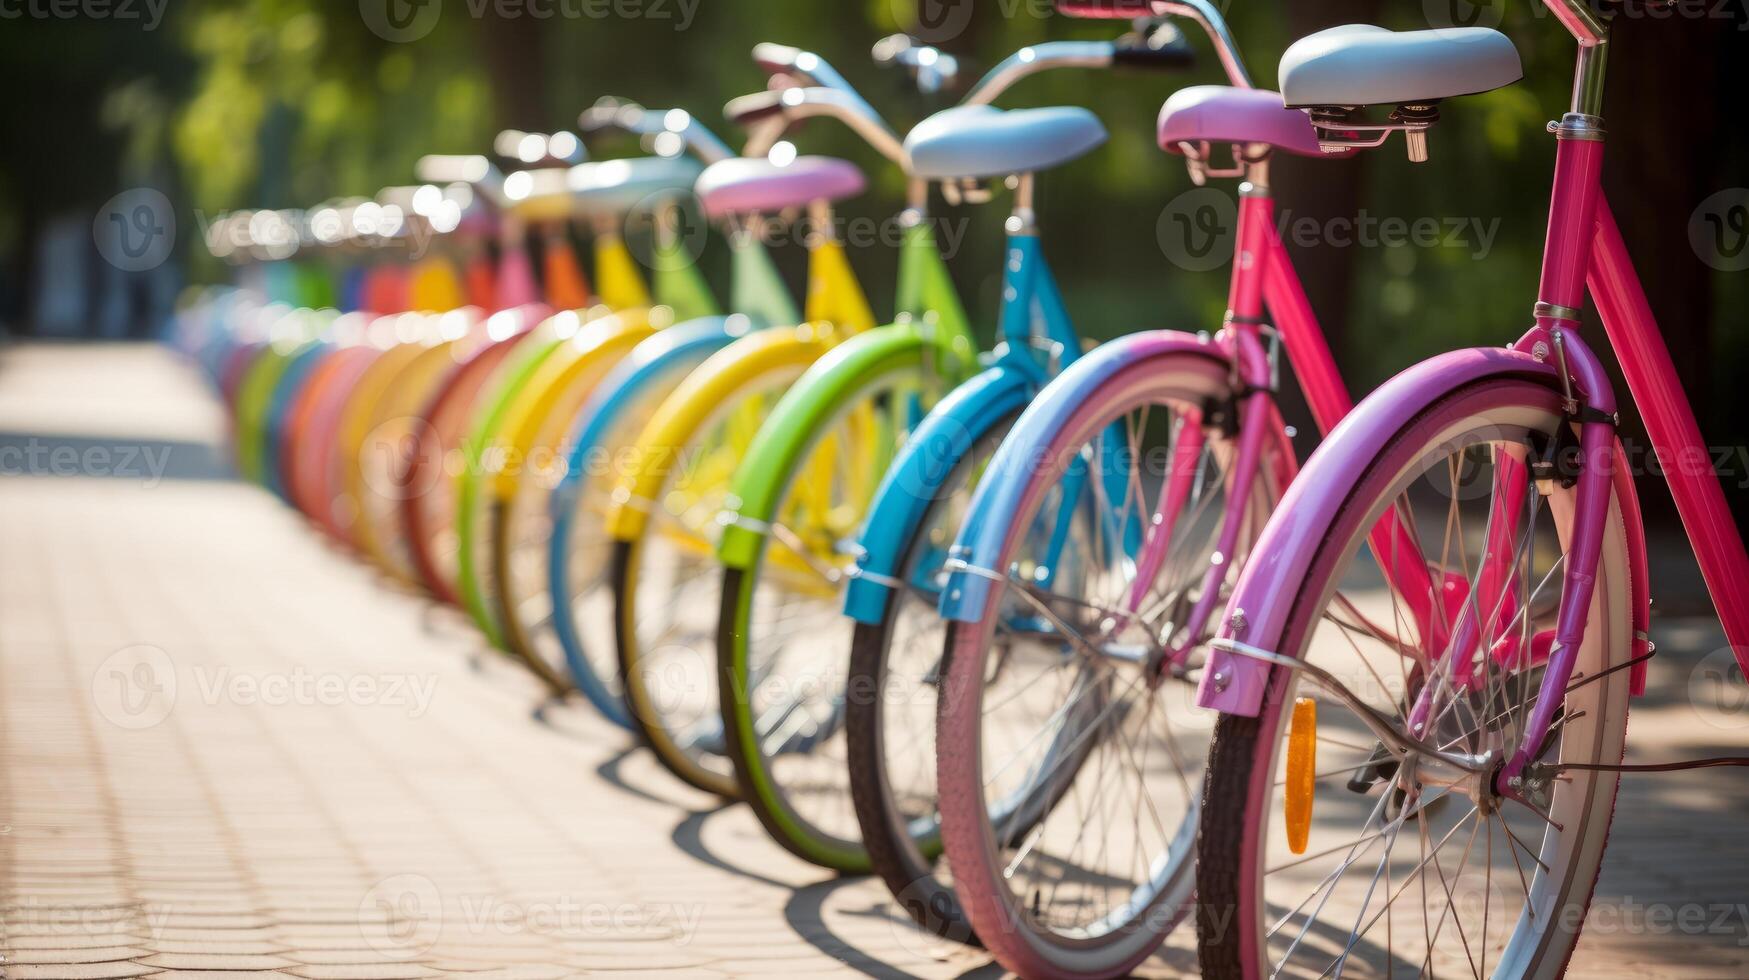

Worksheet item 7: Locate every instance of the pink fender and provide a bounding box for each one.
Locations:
[1197,345,1568,716]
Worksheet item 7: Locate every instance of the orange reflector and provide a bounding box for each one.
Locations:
[1285,696,1317,855]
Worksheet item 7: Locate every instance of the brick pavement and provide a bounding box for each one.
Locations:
[0,341,1746,978]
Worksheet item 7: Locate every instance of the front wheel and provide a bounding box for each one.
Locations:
[1196,378,1631,980]
[719,365,929,873]
[934,352,1269,978]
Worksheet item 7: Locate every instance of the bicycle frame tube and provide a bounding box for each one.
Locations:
[716,221,973,570]
[1137,187,1438,661]
[844,225,1075,623]
[1589,202,1749,657]
[650,201,722,321]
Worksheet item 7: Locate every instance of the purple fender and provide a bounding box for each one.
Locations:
[938,329,1230,623]
[1198,344,1605,716]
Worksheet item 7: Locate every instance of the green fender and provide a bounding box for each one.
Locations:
[716,322,969,570]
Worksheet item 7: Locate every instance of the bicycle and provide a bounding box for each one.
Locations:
[913,1,1477,971]
[1186,5,1749,977]
[600,79,898,795]
[709,22,1196,875]
[448,136,721,688]
[537,41,964,731]
[396,136,702,617]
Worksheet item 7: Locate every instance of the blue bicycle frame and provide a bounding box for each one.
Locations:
[843,230,1083,623]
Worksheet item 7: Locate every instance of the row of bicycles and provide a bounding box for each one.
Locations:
[173,0,1749,976]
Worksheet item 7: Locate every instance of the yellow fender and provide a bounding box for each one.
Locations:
[335,340,434,546]
[487,308,659,500]
[354,338,468,576]
[605,326,833,541]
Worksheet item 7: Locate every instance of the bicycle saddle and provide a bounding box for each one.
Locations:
[904,105,1107,180]
[694,156,866,218]
[1279,25,1522,108]
[565,156,705,215]
[1157,86,1330,157]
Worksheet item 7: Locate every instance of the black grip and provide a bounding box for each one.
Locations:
[1113,24,1196,70]
[1056,0,1155,17]
[724,91,788,127]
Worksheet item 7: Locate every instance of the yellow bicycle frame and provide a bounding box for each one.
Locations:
[605,237,873,544]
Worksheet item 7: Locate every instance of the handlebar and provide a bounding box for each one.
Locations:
[1057,0,1252,88]
[734,86,909,166]
[576,98,734,164]
[871,34,962,95]
[750,43,885,128]
[960,26,1192,107]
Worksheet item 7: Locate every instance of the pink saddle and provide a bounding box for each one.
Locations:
[1157,86,1337,158]
[694,156,866,218]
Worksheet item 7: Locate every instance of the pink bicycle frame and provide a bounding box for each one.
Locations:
[1127,184,1442,661]
[1197,0,1749,792]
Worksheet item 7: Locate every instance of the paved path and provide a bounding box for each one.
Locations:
[1,341,1746,978]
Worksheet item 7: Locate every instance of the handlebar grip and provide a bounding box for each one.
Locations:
[724,91,788,127]
[1055,0,1156,17]
[1113,25,1196,70]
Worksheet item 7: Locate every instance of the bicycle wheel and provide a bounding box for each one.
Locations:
[845,412,1017,941]
[615,359,815,797]
[936,351,1272,978]
[719,367,933,872]
[1196,378,1631,980]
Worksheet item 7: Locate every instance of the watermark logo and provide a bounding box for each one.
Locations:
[360,873,443,957]
[1690,188,1749,272]
[361,0,442,42]
[626,190,711,274]
[0,0,168,29]
[1688,646,1749,730]
[92,644,178,729]
[1157,187,1238,273]
[1423,0,1506,30]
[94,188,175,272]
[898,0,976,43]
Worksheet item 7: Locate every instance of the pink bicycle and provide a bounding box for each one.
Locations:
[1191,4,1749,977]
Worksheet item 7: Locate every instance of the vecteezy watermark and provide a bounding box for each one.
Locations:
[190,667,439,718]
[625,188,975,271]
[0,0,168,29]
[91,645,440,729]
[360,874,444,958]
[1690,188,1749,272]
[358,875,705,958]
[361,0,700,41]
[1157,187,1503,271]
[1688,646,1749,730]
[1426,0,1749,32]
[92,644,178,730]
[2,898,178,943]
[1423,0,1506,29]
[1156,187,1238,273]
[462,0,700,28]
[0,438,174,486]
[360,0,443,42]
[94,188,175,272]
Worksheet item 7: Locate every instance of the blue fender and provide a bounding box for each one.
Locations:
[843,363,1035,624]
[546,314,742,728]
[938,331,1229,623]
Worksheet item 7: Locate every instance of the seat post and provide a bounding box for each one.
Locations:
[1006,173,1037,237]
